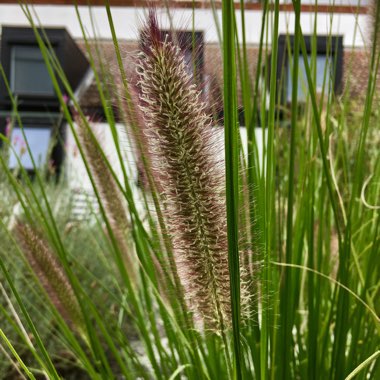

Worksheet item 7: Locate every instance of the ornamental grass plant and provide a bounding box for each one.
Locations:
[0,1,379,379]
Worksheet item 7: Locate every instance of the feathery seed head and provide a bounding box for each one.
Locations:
[76,117,128,230]
[13,221,84,331]
[135,11,237,330]
[139,9,162,56]
[74,115,136,282]
[369,0,380,53]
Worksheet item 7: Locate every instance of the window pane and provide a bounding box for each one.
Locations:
[287,54,332,102]
[11,46,54,95]
[9,127,51,170]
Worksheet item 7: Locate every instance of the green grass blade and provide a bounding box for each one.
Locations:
[221,0,241,378]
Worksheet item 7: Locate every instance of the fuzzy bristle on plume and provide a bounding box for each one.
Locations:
[135,10,249,330]
[369,0,380,52]
[14,221,83,331]
[75,116,136,282]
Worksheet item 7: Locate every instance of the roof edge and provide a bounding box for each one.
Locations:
[0,1,370,15]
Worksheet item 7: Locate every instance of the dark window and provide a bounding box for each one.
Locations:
[286,53,333,102]
[0,26,89,176]
[10,46,54,96]
[277,34,343,106]
[0,26,89,110]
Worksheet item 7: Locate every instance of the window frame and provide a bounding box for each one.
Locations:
[276,34,344,106]
[10,45,56,97]
[0,27,63,108]
[0,26,89,111]
[0,26,89,176]
[0,112,66,176]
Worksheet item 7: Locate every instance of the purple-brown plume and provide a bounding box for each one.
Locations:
[134,10,250,330]
[74,115,136,282]
[14,221,84,331]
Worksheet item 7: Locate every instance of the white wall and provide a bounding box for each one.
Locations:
[0,4,371,48]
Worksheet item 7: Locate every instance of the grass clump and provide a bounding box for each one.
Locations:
[0,2,379,379]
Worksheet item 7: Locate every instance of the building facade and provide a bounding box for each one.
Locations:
[0,1,375,190]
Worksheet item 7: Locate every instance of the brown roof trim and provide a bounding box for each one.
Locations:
[0,1,369,14]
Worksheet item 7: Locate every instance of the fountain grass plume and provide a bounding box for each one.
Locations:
[135,10,250,330]
[13,220,84,332]
[370,0,380,59]
[117,79,155,192]
[74,115,136,282]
